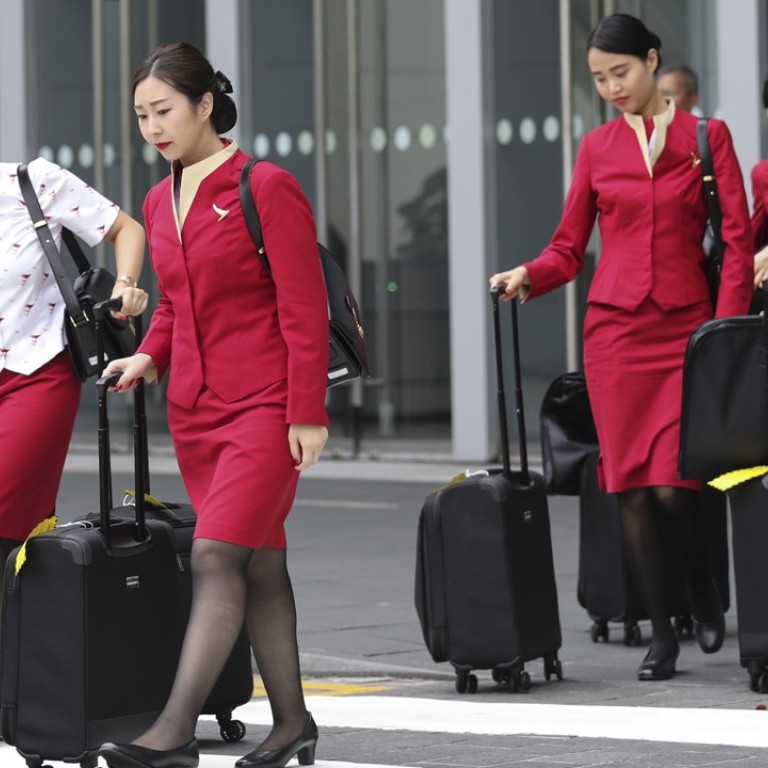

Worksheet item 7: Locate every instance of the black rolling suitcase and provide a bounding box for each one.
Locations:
[576,449,730,645]
[576,449,644,644]
[414,287,562,694]
[91,303,254,741]
[726,476,768,692]
[0,340,182,767]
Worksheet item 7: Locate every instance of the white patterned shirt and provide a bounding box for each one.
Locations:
[0,158,120,374]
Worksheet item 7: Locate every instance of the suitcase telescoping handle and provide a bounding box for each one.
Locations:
[490,284,530,485]
[94,299,147,543]
[129,313,153,498]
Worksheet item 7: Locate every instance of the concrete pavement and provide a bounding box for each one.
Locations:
[7,432,768,768]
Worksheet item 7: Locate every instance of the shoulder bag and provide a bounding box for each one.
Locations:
[697,117,723,308]
[17,164,136,381]
[238,159,370,388]
[678,282,768,480]
[539,371,598,495]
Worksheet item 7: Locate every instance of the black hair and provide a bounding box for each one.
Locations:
[658,64,699,95]
[587,13,663,72]
[133,42,237,134]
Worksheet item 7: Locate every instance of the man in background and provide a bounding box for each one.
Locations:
[658,64,700,113]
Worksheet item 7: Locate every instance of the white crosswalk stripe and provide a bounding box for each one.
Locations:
[2,695,768,768]
[204,695,768,749]
[203,760,391,768]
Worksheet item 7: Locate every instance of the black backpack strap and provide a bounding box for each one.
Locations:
[238,158,272,276]
[697,118,724,266]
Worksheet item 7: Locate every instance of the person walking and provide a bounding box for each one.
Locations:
[98,42,329,768]
[0,158,146,606]
[750,77,768,288]
[490,13,753,681]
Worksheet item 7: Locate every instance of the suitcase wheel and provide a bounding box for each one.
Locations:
[622,621,642,647]
[220,718,246,741]
[26,758,96,768]
[216,709,246,741]
[544,655,563,682]
[514,670,531,692]
[455,671,478,694]
[25,757,96,768]
[491,667,530,692]
[746,662,768,693]
[590,619,609,643]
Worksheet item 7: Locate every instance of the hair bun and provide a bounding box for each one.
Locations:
[213,70,233,94]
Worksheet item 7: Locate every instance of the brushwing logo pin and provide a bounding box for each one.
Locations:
[212,203,229,221]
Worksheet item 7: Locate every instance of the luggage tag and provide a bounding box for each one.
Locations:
[14,516,57,574]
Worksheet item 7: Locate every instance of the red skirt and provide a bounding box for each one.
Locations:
[583,298,711,494]
[0,351,81,540]
[167,379,299,550]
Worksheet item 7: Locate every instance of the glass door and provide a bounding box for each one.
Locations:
[241,0,448,455]
[322,0,449,452]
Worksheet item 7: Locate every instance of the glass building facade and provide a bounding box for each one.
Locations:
[0,0,763,462]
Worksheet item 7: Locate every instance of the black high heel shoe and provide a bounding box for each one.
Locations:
[637,643,679,681]
[235,713,318,768]
[695,613,726,654]
[691,580,726,654]
[99,739,199,768]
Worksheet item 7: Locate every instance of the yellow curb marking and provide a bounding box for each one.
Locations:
[251,677,395,697]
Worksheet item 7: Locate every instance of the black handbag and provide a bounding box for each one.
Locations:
[17,164,136,382]
[678,284,768,480]
[697,118,724,308]
[239,159,370,388]
[539,371,599,495]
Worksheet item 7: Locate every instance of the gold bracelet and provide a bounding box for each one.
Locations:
[115,275,136,287]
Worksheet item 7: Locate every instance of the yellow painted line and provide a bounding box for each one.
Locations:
[251,677,395,697]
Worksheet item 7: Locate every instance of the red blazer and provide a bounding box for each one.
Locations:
[525,109,753,319]
[139,150,329,426]
[750,159,768,251]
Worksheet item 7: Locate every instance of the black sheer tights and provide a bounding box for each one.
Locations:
[133,539,307,753]
[617,486,720,654]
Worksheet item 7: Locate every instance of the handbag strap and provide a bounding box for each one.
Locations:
[697,118,724,269]
[16,163,90,327]
[238,158,272,276]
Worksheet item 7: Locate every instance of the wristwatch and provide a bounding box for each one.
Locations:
[115,275,136,287]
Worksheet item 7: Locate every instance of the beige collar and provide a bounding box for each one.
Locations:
[171,140,239,237]
[623,99,675,177]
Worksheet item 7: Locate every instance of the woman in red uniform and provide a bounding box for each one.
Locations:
[99,43,329,768]
[750,77,768,287]
[491,14,753,681]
